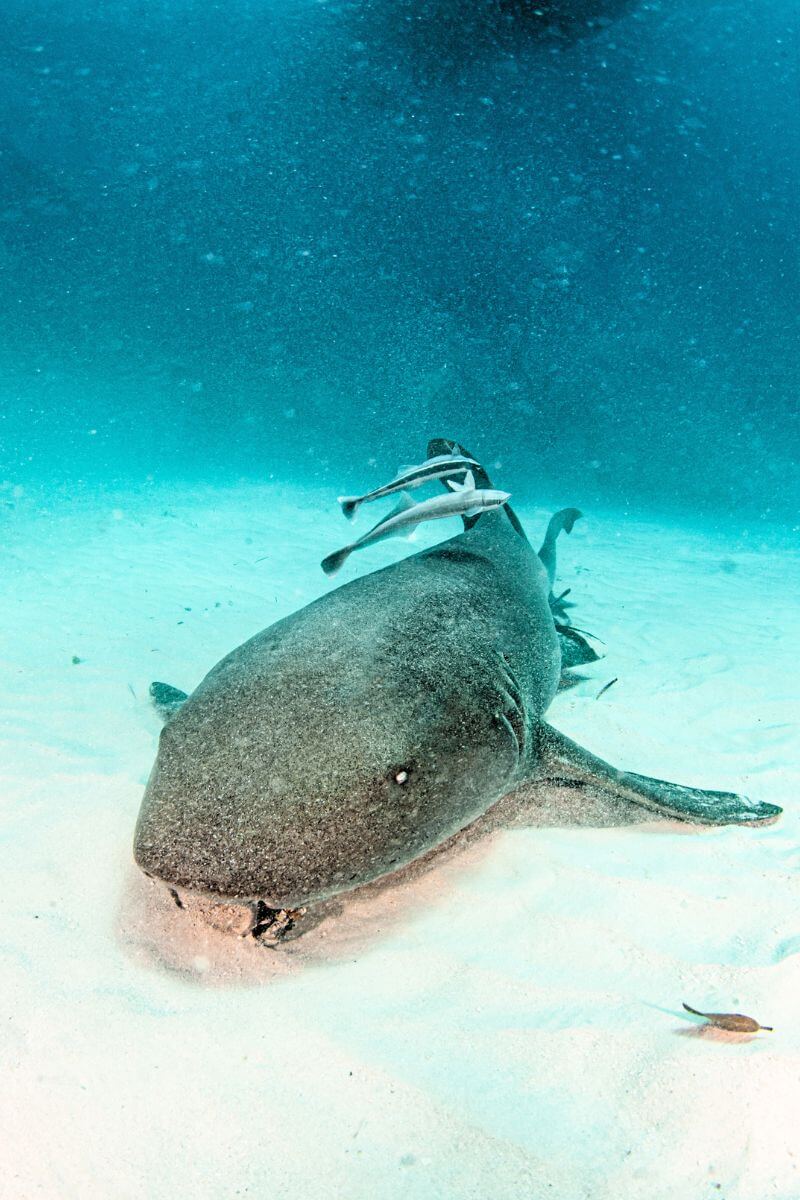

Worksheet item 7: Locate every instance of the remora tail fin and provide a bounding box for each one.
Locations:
[338,496,360,521]
[321,546,352,576]
[322,492,418,575]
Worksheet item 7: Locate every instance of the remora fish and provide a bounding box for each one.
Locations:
[682,1003,773,1033]
[337,448,479,519]
[321,472,511,576]
[134,438,782,943]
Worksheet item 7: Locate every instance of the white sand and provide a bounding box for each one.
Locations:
[2,480,799,1200]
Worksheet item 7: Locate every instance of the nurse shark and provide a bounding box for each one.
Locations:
[134,440,781,941]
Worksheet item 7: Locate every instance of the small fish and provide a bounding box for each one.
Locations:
[322,473,511,576]
[595,677,618,699]
[337,447,479,520]
[682,1003,773,1033]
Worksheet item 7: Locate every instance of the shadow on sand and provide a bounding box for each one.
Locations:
[117,779,686,987]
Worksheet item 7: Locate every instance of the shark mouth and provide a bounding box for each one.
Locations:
[160,882,305,944]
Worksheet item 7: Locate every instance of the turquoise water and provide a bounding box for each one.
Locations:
[3,9,800,1193]
[1,0,797,521]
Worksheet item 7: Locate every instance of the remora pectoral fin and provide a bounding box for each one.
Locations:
[534,723,782,826]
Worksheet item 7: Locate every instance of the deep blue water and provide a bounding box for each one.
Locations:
[1,0,798,522]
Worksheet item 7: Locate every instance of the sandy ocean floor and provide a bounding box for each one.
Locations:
[2,479,799,1200]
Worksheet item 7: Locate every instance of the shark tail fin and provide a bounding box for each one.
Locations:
[560,507,583,535]
[539,507,583,589]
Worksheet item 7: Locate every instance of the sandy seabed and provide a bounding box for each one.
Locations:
[2,479,799,1200]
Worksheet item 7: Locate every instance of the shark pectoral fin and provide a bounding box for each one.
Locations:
[149,681,189,722]
[534,723,782,827]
